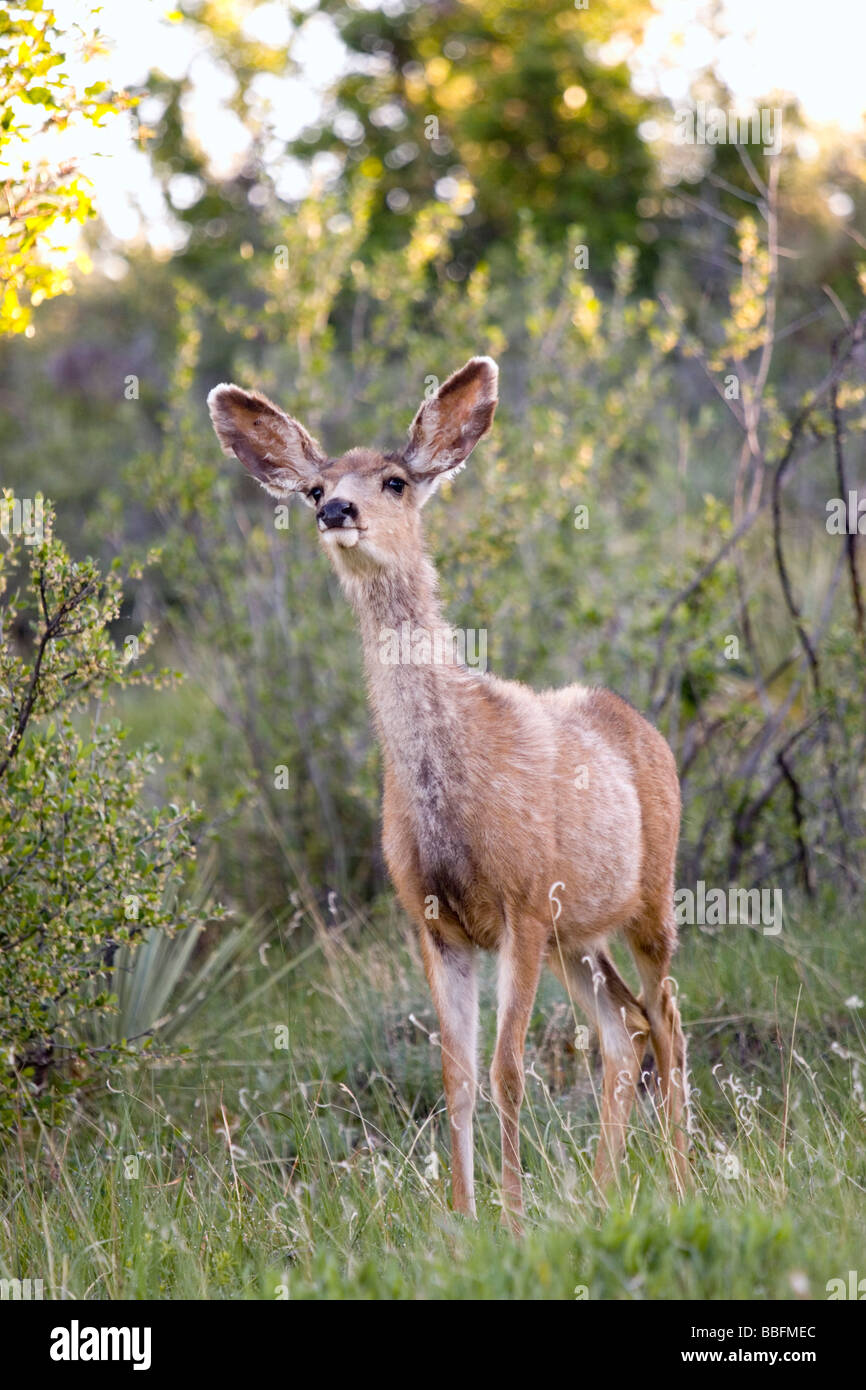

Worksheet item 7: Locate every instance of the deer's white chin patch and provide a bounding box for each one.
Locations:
[322,526,361,549]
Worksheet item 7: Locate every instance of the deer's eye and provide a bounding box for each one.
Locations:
[309,486,324,504]
[385,477,406,496]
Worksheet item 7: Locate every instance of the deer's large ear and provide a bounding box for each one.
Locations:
[403,356,498,486]
[207,384,326,498]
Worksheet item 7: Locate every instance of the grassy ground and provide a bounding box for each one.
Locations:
[2,893,864,1300]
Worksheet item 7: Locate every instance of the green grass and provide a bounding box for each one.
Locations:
[2,894,864,1300]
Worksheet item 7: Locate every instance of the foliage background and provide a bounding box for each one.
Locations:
[0,0,864,1300]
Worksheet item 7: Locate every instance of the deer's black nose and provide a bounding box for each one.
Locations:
[318,498,358,529]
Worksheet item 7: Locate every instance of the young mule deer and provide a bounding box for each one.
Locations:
[208,357,689,1224]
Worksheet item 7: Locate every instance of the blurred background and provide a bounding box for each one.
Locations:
[1,2,865,1296]
[4,0,864,908]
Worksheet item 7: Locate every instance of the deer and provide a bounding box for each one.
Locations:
[207,356,689,1227]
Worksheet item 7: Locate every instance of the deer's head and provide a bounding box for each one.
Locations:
[207,357,497,574]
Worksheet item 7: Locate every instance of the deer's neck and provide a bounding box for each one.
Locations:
[347,555,470,787]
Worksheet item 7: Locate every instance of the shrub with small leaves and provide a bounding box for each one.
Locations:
[0,493,206,1128]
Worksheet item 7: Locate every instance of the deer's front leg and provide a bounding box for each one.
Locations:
[420,926,478,1217]
[491,923,544,1230]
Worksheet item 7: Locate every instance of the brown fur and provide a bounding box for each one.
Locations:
[207,357,690,1226]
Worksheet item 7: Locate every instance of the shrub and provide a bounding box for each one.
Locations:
[0,494,209,1127]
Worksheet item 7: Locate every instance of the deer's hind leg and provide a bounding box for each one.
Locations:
[548,946,650,1191]
[625,911,690,1194]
